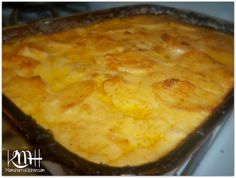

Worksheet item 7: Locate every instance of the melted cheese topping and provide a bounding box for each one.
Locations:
[3,15,234,167]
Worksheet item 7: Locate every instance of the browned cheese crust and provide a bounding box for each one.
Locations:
[3,15,234,166]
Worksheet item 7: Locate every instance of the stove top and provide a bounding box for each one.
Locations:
[2,2,90,27]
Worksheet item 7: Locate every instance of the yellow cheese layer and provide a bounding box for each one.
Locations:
[3,15,234,167]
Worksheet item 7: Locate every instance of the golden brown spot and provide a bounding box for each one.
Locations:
[162,78,180,89]
[106,52,158,72]
[57,80,96,110]
[80,103,91,111]
[152,79,218,111]
[4,55,39,69]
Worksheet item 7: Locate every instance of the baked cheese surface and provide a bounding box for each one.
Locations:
[3,15,234,166]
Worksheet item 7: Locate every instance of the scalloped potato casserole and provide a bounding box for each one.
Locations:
[2,15,234,167]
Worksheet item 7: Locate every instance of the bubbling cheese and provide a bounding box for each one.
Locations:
[2,15,233,167]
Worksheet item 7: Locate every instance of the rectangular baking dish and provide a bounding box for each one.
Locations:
[2,4,234,175]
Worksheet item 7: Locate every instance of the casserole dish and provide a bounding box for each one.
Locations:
[2,4,234,175]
